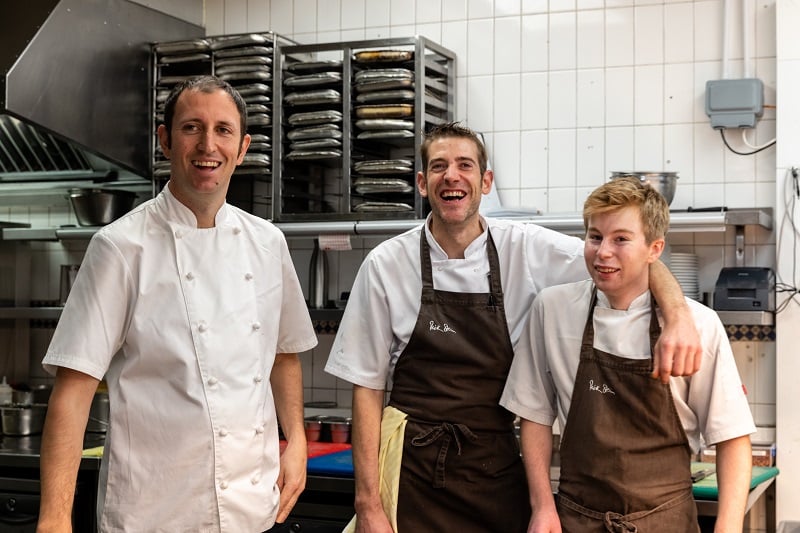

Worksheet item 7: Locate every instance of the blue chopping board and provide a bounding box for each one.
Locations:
[307,449,354,476]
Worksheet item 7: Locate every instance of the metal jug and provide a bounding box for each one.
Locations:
[308,239,329,309]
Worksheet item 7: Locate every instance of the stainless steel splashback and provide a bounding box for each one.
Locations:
[0,0,203,179]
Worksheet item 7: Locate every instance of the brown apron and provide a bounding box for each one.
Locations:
[556,289,699,533]
[387,229,530,532]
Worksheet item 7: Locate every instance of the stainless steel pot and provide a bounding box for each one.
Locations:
[1,404,47,435]
[609,171,679,205]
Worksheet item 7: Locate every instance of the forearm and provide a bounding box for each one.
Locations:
[351,385,386,515]
[271,353,305,445]
[713,436,752,533]
[37,369,98,532]
[520,420,557,516]
[649,260,688,319]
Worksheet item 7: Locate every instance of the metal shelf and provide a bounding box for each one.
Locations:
[0,208,774,241]
[0,307,63,320]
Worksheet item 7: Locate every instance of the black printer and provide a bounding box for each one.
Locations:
[713,267,774,311]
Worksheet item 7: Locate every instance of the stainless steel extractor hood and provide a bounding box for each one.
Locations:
[0,0,203,181]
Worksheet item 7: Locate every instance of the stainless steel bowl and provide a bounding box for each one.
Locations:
[1,404,47,436]
[609,172,679,205]
[68,188,137,226]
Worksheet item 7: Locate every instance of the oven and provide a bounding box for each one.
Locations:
[0,474,93,532]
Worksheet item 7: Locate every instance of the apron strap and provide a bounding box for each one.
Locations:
[558,490,694,533]
[410,422,479,488]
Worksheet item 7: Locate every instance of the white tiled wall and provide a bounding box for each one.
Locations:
[0,0,782,433]
[196,0,780,412]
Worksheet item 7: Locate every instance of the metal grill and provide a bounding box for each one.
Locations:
[0,115,91,174]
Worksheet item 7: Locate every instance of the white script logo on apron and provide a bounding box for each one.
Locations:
[588,379,615,395]
[429,321,457,334]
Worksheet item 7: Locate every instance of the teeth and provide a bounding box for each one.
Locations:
[442,191,465,199]
[193,160,220,168]
[597,267,617,273]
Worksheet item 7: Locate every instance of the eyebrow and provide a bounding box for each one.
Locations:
[428,156,477,166]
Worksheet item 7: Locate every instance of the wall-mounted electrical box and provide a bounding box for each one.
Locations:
[705,78,764,129]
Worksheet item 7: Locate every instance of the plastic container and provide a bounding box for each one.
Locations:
[0,377,12,406]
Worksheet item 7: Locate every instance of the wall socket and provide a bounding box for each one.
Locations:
[705,78,764,129]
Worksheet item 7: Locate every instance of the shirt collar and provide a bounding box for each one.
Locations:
[160,182,230,228]
[596,288,652,310]
[423,214,489,260]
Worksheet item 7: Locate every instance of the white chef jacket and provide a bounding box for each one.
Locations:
[43,184,317,533]
[500,279,756,453]
[324,215,587,389]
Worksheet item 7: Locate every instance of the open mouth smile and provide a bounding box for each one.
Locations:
[192,160,221,169]
[440,190,466,201]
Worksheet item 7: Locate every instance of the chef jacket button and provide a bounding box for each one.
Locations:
[437,266,443,271]
[252,322,261,331]
[219,428,229,437]
[220,480,229,490]
[198,322,208,332]
[245,272,254,281]
[175,230,183,239]
[208,376,218,386]
[253,374,263,383]
[186,272,195,281]
[251,475,261,485]
[255,425,264,434]
[233,227,242,235]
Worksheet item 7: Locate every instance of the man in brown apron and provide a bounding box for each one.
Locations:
[327,124,708,533]
[387,231,530,532]
[501,177,754,533]
[556,290,699,532]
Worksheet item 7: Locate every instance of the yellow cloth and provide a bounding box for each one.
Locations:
[82,445,104,457]
[343,405,407,533]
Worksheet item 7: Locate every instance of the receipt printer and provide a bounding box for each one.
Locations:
[713,267,774,311]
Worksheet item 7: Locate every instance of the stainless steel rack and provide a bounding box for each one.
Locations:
[150,31,297,218]
[274,36,456,222]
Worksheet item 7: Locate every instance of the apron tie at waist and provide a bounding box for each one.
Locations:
[558,491,694,533]
[410,422,478,488]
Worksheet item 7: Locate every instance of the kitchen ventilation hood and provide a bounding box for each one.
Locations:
[0,0,203,181]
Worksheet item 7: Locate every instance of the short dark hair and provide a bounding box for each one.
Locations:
[161,75,248,148]
[420,122,488,175]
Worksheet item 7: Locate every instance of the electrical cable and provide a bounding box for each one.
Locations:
[719,129,776,155]
[775,167,800,313]
[741,128,777,151]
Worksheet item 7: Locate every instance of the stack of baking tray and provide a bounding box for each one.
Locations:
[280,57,346,215]
[152,38,213,180]
[209,33,274,177]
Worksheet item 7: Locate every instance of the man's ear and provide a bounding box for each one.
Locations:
[648,238,666,263]
[417,171,428,197]
[157,124,171,157]
[482,168,494,195]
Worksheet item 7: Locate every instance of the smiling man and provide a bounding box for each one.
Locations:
[325,123,704,532]
[37,76,316,532]
[500,177,755,532]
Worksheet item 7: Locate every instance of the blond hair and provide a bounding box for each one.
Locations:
[583,177,670,243]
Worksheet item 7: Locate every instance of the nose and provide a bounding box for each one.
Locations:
[443,161,459,181]
[596,238,613,257]
[196,130,216,152]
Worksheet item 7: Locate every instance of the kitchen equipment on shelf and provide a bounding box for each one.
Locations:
[669,253,700,300]
[60,264,80,305]
[609,171,679,205]
[1,404,47,435]
[0,377,11,405]
[68,188,138,226]
[713,267,775,311]
[308,239,330,309]
[87,387,109,433]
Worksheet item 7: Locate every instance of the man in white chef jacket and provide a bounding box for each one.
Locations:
[501,177,754,532]
[325,122,705,532]
[37,76,317,532]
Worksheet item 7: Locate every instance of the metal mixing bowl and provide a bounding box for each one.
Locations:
[68,188,138,226]
[609,172,679,205]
